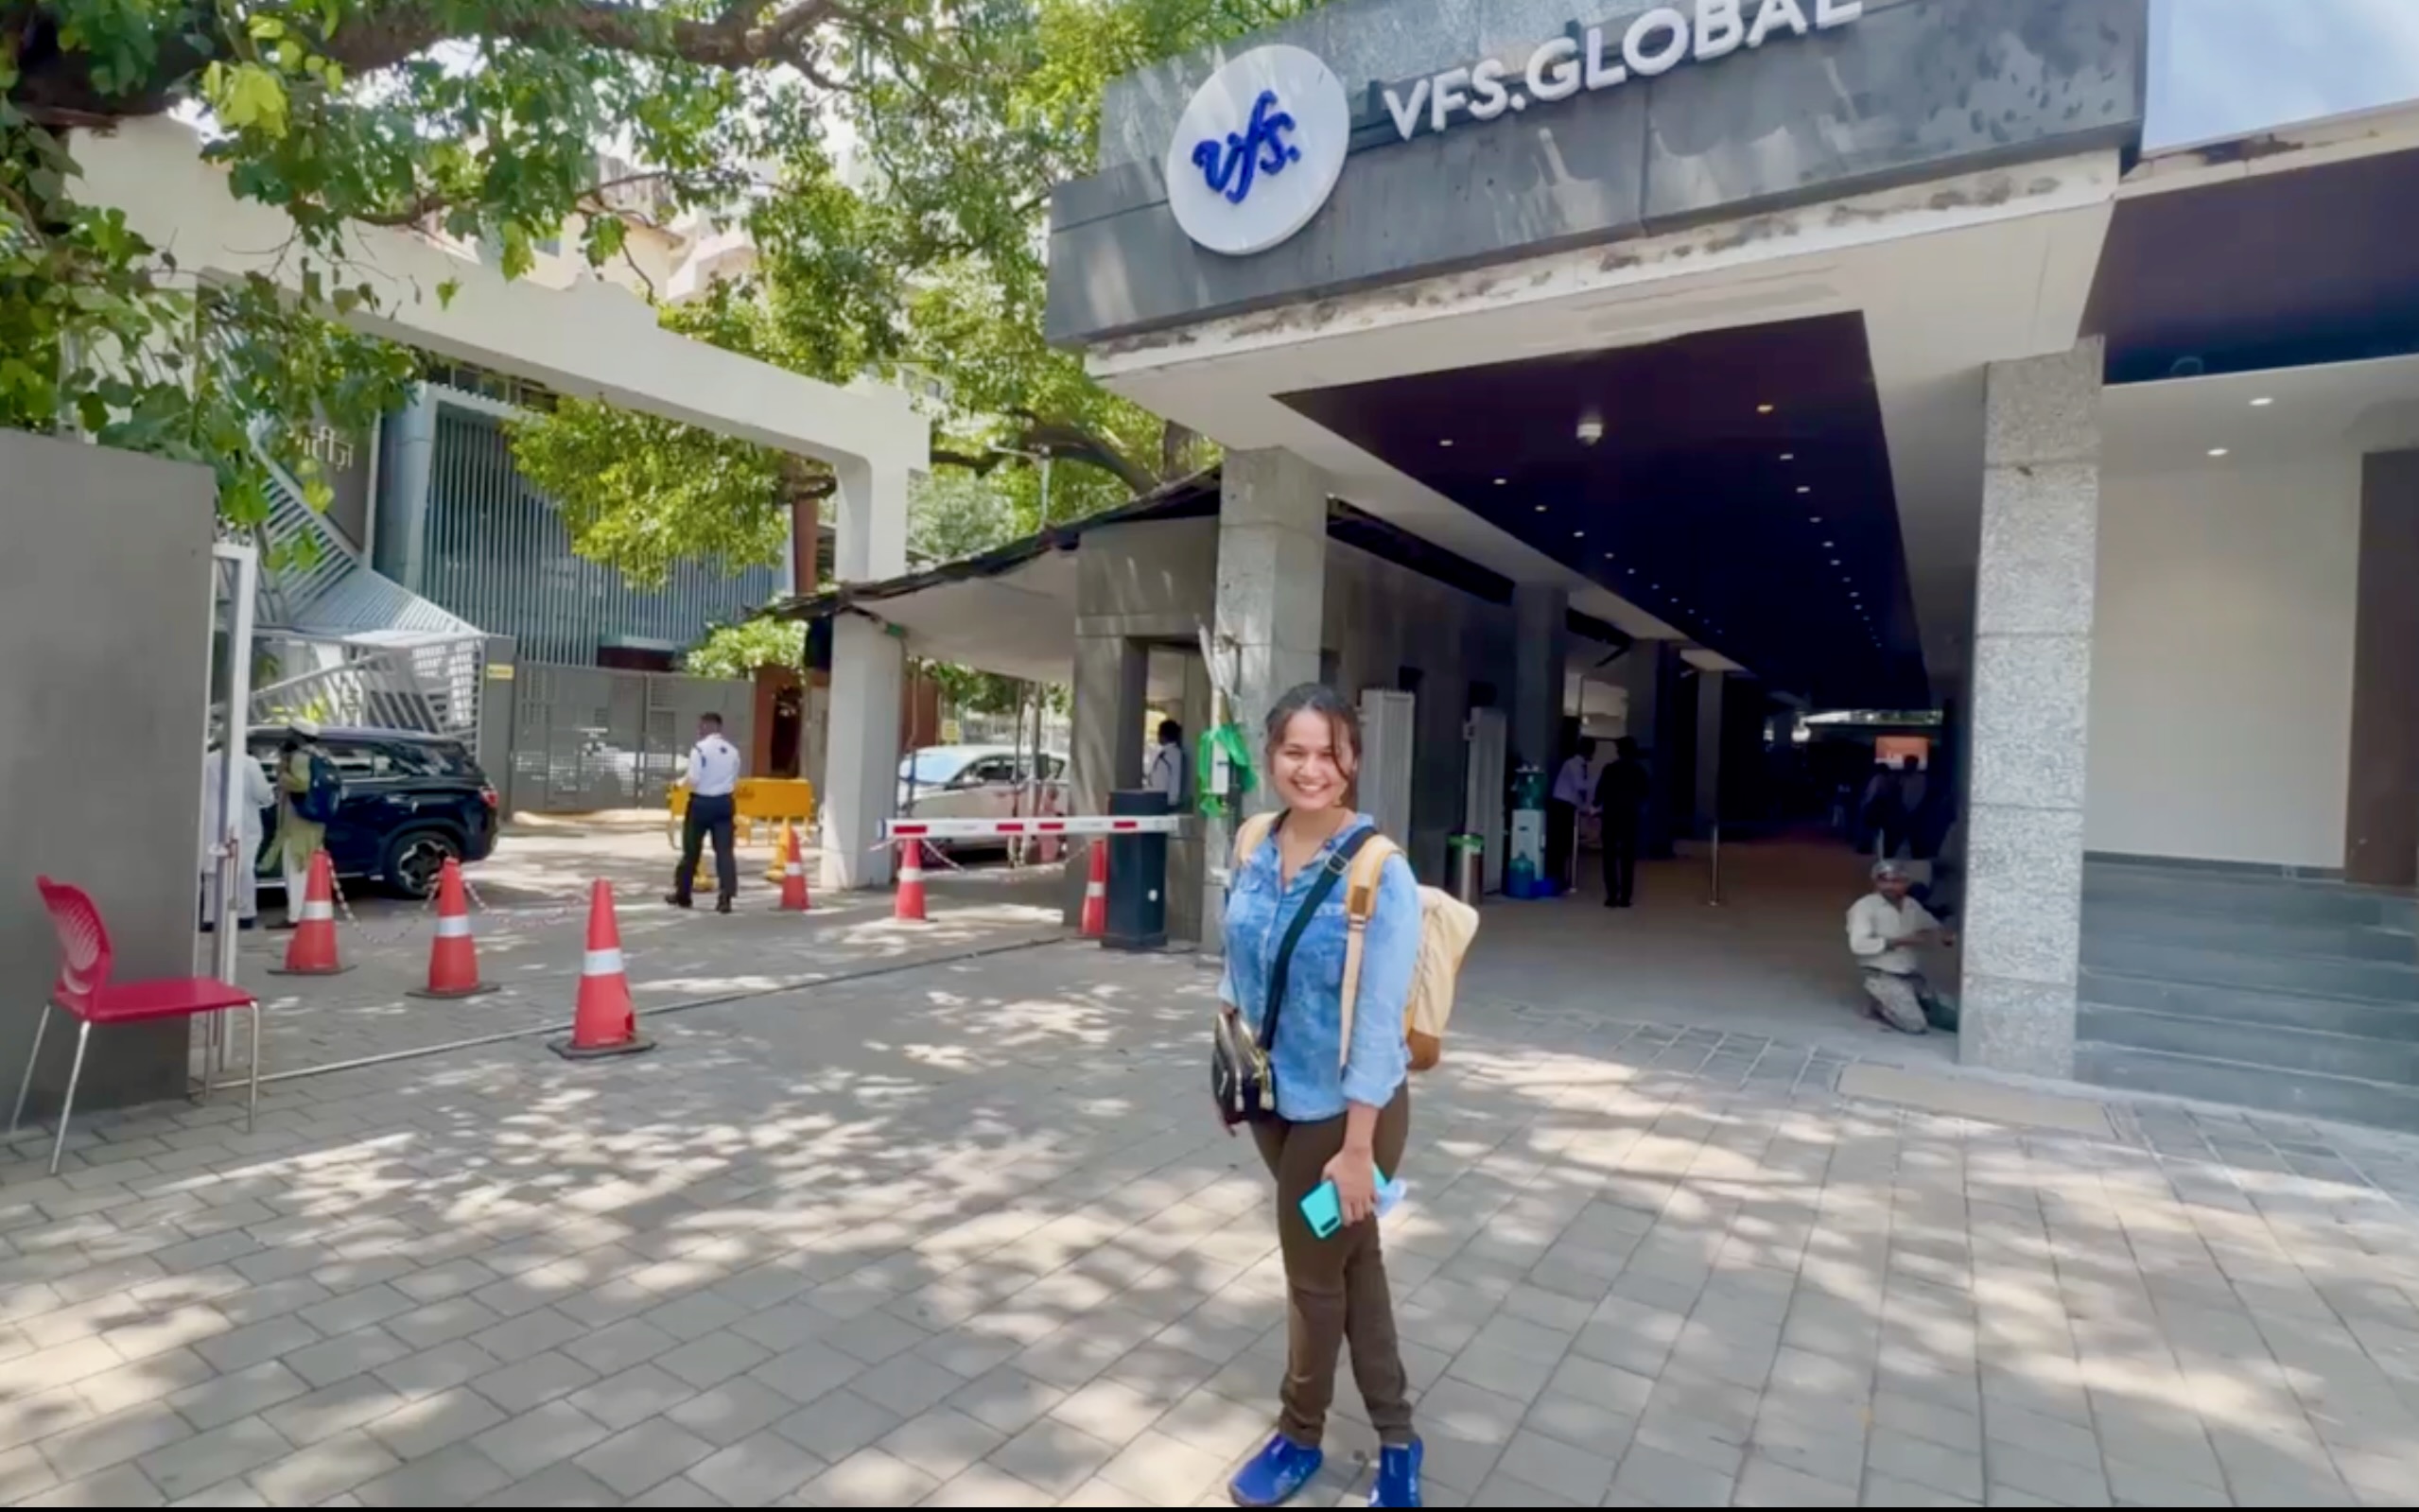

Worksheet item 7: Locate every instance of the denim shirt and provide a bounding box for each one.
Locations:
[1217,814,1419,1123]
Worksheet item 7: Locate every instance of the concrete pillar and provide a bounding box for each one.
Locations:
[1511,585,1570,772]
[819,461,912,891]
[1695,669,1725,838]
[1065,635,1148,925]
[1206,450,1329,951]
[1961,339,2103,1081]
[373,386,439,587]
[478,634,519,816]
[1217,451,1329,739]
[1168,652,1215,943]
[1622,640,1687,859]
[830,457,912,583]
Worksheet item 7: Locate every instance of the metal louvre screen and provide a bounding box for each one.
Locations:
[420,407,782,667]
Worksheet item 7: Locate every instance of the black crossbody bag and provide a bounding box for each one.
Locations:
[1213,826,1376,1126]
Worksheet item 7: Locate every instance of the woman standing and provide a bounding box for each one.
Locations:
[1218,685,1425,1508]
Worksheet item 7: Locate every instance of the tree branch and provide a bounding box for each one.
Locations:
[9,0,851,125]
[1010,412,1158,497]
[321,0,852,77]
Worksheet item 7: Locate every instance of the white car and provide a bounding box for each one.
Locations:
[897,745,1070,852]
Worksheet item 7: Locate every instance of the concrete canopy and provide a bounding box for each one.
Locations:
[1082,153,2124,704]
[1046,0,2149,704]
[73,120,928,580]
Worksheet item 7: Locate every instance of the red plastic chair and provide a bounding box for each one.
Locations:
[11,878,260,1175]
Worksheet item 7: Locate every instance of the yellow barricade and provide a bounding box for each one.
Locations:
[667,777,817,858]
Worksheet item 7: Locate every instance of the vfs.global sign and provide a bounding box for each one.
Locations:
[1166,1,1866,256]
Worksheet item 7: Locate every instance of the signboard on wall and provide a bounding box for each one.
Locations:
[299,417,376,551]
[1165,45,1352,256]
[1164,1,1866,256]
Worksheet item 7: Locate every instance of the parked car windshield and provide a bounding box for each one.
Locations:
[900,750,975,786]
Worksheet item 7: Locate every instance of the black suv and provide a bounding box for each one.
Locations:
[250,726,500,900]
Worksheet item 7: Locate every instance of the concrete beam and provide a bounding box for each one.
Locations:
[75,122,929,484]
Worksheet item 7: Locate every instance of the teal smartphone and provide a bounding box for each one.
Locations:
[1298,1168,1394,1240]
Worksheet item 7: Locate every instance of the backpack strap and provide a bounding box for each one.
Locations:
[1231,810,1281,875]
[1335,834,1401,1069]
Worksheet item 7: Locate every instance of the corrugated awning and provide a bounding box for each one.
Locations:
[760,471,1220,684]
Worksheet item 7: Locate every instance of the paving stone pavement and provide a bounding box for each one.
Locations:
[211,869,1065,1076]
[5,943,2419,1507]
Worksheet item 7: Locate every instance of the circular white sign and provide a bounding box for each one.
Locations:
[1164,45,1350,258]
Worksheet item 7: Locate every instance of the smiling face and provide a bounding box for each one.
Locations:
[1270,707,1355,815]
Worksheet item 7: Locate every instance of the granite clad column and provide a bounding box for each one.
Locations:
[1205,451,1329,951]
[1961,339,2103,1080]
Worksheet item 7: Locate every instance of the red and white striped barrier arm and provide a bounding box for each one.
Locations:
[880,814,1192,843]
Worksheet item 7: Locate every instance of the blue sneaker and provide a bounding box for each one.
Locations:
[1367,1437,1423,1507]
[1228,1434,1322,1507]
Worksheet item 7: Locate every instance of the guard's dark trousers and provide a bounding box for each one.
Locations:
[675,791,739,906]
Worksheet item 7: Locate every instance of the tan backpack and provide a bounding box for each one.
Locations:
[1233,815,1480,1070]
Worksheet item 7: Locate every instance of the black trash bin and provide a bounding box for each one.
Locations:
[1104,789,1171,951]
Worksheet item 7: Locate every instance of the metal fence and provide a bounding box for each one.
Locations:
[509,663,753,813]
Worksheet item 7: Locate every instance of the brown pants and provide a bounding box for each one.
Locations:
[1250,1085,1415,1447]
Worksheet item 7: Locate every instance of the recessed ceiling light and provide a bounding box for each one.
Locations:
[1822,540,1835,548]
[1797,485,1812,495]
[1439,438,1454,446]
[1627,568,1636,576]
[2207,447,2230,458]
[1495,477,1508,485]
[2250,397,2273,408]
[1756,403,1775,415]
[1534,504,1547,513]
[1780,452,1796,461]
[1830,558,1841,565]
[1573,530,1585,539]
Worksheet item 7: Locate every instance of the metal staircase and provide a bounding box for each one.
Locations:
[244,430,487,739]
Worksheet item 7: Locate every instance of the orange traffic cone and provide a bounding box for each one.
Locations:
[408,860,496,999]
[1080,841,1108,939]
[894,842,929,922]
[777,823,811,912]
[552,881,653,1060]
[270,850,350,976]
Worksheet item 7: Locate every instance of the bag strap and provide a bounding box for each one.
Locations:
[1232,810,1279,872]
[1258,826,1376,1056]
[1335,836,1400,1067]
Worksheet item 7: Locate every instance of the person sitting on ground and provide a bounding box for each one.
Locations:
[1847,859,1956,1034]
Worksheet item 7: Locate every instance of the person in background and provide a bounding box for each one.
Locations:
[200,741,273,931]
[271,722,334,930]
[669,712,742,913]
[1147,718,1186,806]
[1594,737,1650,909]
[1860,759,1903,857]
[1848,859,1956,1034]
[1547,738,1594,891]
[1219,684,1424,1507]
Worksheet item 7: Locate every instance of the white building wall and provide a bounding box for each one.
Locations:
[2086,452,2360,868]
